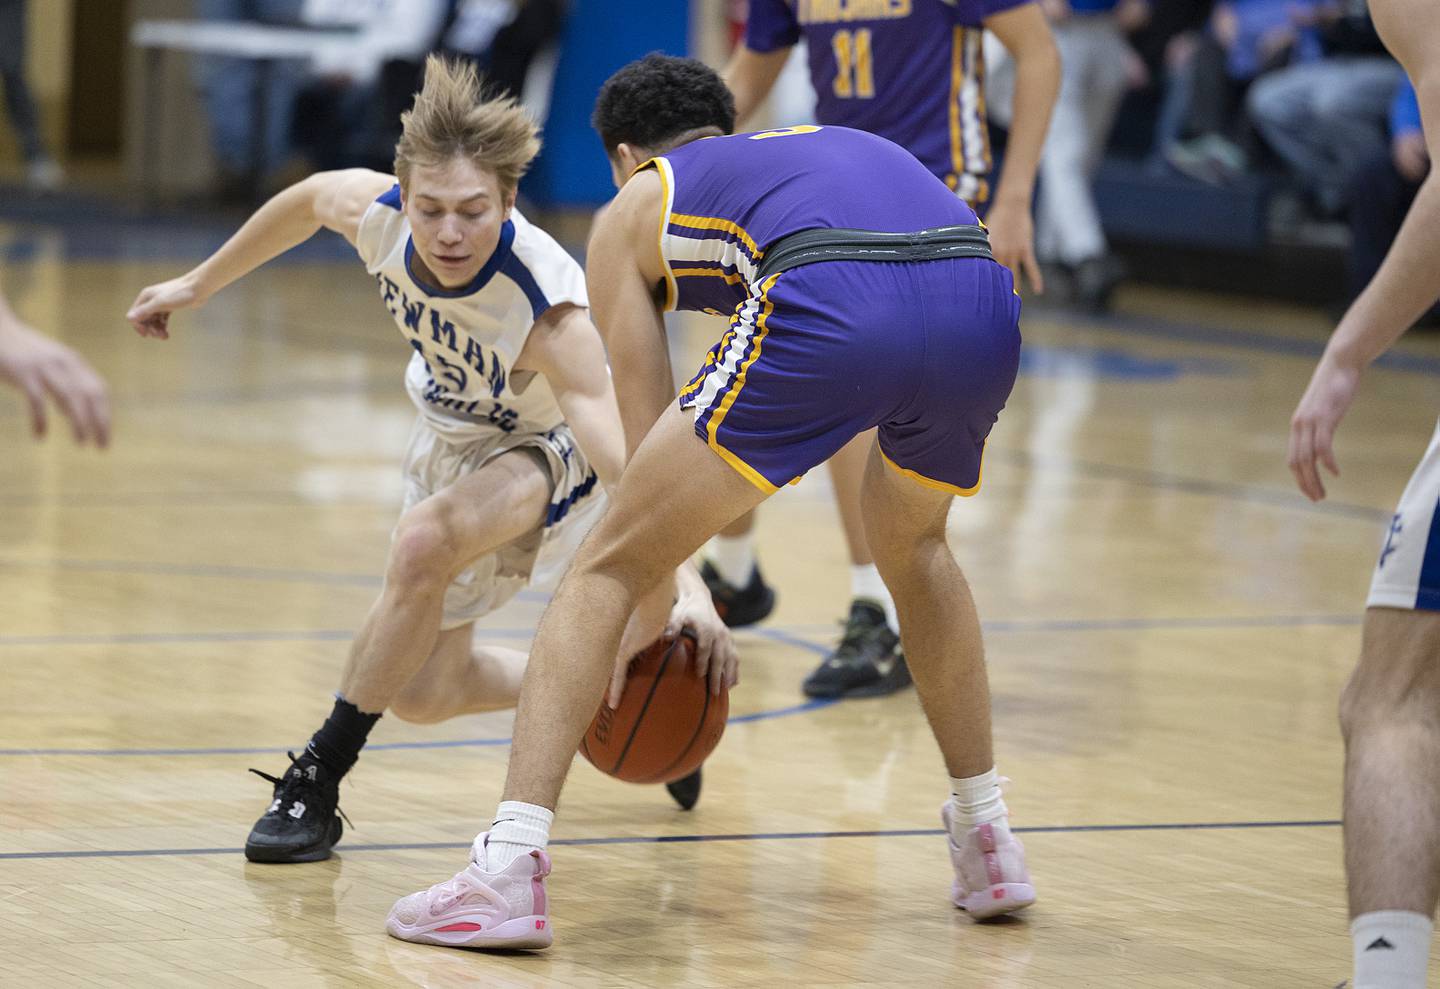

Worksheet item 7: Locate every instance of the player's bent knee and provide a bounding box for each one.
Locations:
[388,509,461,589]
[1342,607,1440,737]
[569,517,674,595]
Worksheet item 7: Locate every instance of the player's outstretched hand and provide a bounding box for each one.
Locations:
[1287,354,1362,502]
[0,321,111,447]
[985,198,1044,295]
[127,275,204,340]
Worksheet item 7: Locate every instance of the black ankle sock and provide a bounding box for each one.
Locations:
[302,696,381,778]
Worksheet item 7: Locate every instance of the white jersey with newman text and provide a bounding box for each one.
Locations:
[355,183,589,442]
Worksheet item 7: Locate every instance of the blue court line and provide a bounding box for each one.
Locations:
[0,615,1354,757]
[0,613,1363,652]
[0,558,550,604]
[0,699,841,758]
[1076,310,1440,377]
[0,819,1343,862]
[990,447,1393,523]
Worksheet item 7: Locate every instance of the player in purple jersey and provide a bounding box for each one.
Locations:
[715,0,1058,700]
[388,54,1035,951]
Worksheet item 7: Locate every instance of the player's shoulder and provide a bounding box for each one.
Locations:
[502,210,587,318]
[508,209,578,267]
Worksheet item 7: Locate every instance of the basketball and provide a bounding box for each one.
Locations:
[579,633,729,784]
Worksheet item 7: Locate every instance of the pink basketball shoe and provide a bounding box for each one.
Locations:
[941,802,1037,920]
[386,835,552,949]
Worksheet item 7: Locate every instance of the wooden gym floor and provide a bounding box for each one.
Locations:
[1,223,1434,987]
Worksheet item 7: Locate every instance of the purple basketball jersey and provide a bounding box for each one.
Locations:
[745,0,1029,202]
[644,125,978,315]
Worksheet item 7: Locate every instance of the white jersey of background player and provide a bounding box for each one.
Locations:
[125,57,732,866]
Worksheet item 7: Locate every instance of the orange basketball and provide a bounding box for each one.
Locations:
[579,633,728,784]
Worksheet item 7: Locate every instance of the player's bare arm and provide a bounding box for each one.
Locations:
[126,169,395,339]
[588,167,738,702]
[512,303,626,493]
[983,3,1060,294]
[586,168,675,460]
[1288,0,1440,501]
[0,288,110,447]
[721,43,793,128]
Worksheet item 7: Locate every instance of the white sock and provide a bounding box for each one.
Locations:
[709,533,756,587]
[851,563,899,634]
[481,800,554,871]
[948,767,1009,837]
[1352,911,1433,989]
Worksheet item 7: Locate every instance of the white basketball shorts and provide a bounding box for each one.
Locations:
[1368,418,1440,611]
[399,416,607,629]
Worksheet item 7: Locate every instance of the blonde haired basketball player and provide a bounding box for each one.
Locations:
[126,56,734,864]
[1288,0,1440,984]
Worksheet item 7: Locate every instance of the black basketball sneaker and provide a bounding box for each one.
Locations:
[700,560,776,628]
[802,599,912,699]
[665,767,702,810]
[245,752,347,863]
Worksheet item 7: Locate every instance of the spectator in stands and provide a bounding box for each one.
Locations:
[291,0,448,171]
[1034,0,1149,312]
[192,0,310,200]
[0,0,62,190]
[1247,1,1399,215]
[1121,0,1213,162]
[331,1,572,173]
[1156,0,1327,184]
[1345,76,1426,308]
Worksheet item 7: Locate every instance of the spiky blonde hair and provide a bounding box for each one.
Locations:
[394,55,541,195]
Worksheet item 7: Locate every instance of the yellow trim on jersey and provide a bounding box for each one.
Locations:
[974,30,992,170]
[705,275,782,495]
[949,26,964,187]
[671,266,748,286]
[668,211,765,262]
[647,157,679,314]
[880,449,982,497]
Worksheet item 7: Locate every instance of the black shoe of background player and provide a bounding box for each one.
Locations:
[802,599,912,699]
[245,752,347,863]
[666,767,702,811]
[700,560,776,628]
[1071,254,1127,315]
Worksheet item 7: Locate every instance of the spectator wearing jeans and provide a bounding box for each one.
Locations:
[0,0,61,190]
[1156,0,1326,184]
[1247,1,1399,214]
[1034,0,1148,312]
[191,0,310,199]
[1345,77,1427,307]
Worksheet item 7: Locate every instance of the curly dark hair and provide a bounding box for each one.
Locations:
[592,53,736,154]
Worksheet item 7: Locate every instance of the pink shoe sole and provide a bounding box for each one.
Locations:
[385,913,553,950]
[953,880,1037,920]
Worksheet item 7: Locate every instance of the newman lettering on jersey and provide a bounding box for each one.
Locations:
[376,272,508,398]
[796,0,912,24]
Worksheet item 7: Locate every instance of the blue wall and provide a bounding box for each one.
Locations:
[523,1,692,208]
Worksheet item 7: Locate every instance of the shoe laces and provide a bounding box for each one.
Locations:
[426,867,488,916]
[247,751,352,828]
[830,610,888,665]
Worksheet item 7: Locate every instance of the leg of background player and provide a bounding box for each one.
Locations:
[1341,607,1440,987]
[860,443,1035,920]
[803,429,910,700]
